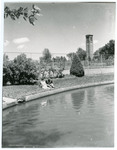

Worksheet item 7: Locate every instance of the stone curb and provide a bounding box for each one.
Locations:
[3,97,18,110]
[3,80,114,110]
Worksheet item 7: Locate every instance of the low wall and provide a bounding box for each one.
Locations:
[3,80,114,110]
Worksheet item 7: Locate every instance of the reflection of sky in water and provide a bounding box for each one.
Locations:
[3,84,114,147]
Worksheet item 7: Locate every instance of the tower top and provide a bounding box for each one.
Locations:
[86,34,93,38]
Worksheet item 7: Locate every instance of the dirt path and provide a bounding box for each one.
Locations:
[63,67,114,75]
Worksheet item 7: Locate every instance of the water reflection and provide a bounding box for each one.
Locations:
[71,90,85,112]
[101,85,114,101]
[47,98,54,106]
[86,88,95,110]
[2,85,114,147]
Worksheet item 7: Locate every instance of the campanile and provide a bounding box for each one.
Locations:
[86,34,93,60]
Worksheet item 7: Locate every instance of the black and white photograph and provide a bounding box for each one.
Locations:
[1,0,116,148]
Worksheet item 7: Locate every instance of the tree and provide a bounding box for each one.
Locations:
[67,52,76,61]
[42,48,52,63]
[109,40,115,55]
[93,40,115,60]
[4,4,41,25]
[13,53,38,84]
[3,54,12,85]
[39,49,52,76]
[52,56,66,69]
[3,54,9,64]
[76,48,86,61]
[60,56,66,69]
[7,60,18,85]
[70,54,85,77]
[3,53,39,85]
[40,48,52,68]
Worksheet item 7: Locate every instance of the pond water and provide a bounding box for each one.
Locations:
[2,84,114,148]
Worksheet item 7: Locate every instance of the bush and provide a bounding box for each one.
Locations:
[57,69,65,78]
[3,53,39,85]
[3,54,13,85]
[70,54,85,77]
[3,66,12,86]
[13,54,38,84]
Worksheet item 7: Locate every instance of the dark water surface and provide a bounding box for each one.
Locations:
[2,84,114,147]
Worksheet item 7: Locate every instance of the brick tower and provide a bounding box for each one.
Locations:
[86,34,93,60]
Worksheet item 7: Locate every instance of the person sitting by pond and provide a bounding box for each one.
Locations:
[46,78,55,88]
[40,78,50,89]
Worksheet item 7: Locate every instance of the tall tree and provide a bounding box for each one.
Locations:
[94,40,115,60]
[42,48,52,63]
[3,54,9,65]
[76,48,86,61]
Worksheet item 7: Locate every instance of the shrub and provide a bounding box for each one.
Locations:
[13,54,38,84]
[3,66,12,85]
[70,54,85,77]
[57,69,65,78]
[3,53,39,85]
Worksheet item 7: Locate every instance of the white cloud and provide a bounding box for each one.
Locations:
[13,37,29,44]
[4,40,10,46]
[17,44,25,49]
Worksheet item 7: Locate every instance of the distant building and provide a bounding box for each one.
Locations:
[86,34,93,60]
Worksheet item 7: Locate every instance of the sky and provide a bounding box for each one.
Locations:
[4,2,116,60]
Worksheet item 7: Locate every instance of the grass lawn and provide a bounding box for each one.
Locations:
[2,73,114,99]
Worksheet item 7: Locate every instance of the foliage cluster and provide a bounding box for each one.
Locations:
[67,40,115,64]
[70,54,85,77]
[93,40,115,65]
[3,50,66,86]
[4,4,41,25]
[67,48,86,61]
[39,48,66,78]
[94,40,115,59]
[3,53,38,85]
[76,48,87,61]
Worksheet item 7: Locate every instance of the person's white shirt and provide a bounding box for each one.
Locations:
[40,80,50,89]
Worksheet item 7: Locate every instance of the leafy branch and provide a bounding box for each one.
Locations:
[4,4,41,25]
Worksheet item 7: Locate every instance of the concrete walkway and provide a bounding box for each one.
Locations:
[3,97,17,109]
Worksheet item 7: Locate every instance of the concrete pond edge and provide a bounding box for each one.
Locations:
[3,80,114,110]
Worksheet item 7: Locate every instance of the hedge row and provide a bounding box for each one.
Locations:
[3,53,65,86]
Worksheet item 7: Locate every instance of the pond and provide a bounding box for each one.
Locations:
[2,84,114,148]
